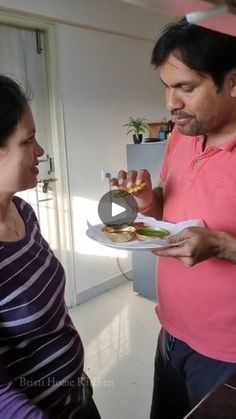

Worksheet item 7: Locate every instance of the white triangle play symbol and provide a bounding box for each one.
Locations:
[112,202,126,217]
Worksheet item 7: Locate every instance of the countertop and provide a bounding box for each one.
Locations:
[184,371,236,418]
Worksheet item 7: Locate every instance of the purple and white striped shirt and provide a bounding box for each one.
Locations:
[0,197,84,418]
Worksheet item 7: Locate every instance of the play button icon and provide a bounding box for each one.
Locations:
[98,189,138,227]
[112,202,126,217]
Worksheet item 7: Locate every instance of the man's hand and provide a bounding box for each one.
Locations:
[110,169,153,212]
[153,227,220,266]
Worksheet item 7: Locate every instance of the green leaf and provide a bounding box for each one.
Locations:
[124,116,149,136]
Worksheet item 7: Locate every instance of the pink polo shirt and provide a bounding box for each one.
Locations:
[157,126,236,362]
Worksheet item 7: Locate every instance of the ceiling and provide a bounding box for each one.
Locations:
[118,0,236,36]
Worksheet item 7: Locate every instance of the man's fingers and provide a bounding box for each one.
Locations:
[152,241,187,256]
[111,169,151,190]
[110,178,118,187]
[136,169,151,185]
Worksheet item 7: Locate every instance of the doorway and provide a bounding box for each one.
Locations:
[0,21,76,307]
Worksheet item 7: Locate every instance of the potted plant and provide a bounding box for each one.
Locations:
[124,116,149,144]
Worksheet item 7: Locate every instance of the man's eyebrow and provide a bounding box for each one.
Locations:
[160,78,192,88]
[160,78,168,87]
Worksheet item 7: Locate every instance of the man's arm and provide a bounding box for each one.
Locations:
[153,227,236,266]
[215,231,236,264]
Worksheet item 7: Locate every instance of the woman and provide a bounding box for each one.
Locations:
[0,75,101,419]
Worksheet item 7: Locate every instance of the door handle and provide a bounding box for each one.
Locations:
[38,178,57,193]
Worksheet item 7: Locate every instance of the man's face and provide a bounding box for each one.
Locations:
[159,53,236,137]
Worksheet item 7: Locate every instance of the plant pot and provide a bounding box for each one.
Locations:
[133,134,143,144]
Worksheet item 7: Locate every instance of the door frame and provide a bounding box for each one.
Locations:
[0,9,76,307]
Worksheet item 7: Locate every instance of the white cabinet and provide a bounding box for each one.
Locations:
[126,142,166,300]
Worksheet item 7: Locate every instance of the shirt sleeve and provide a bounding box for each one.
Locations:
[0,362,49,419]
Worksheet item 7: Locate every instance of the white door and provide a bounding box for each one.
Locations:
[0,24,76,307]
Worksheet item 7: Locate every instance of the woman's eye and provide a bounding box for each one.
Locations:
[24,137,34,144]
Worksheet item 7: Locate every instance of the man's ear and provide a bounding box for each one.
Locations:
[229,69,236,97]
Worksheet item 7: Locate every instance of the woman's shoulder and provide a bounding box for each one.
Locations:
[13,195,33,213]
[13,195,39,225]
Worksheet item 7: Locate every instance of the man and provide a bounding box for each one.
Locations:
[111,18,236,418]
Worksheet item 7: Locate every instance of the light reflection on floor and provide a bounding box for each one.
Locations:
[69,282,160,419]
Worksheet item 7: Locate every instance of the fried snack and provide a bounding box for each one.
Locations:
[102,222,145,233]
[102,225,136,243]
[114,182,146,198]
[101,223,169,243]
[131,222,145,230]
[102,226,113,233]
[126,182,146,194]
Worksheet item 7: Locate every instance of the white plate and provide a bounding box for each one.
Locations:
[86,215,204,251]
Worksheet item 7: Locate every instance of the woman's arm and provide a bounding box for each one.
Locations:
[0,362,48,419]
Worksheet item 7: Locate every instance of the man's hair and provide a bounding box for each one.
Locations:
[151,17,236,90]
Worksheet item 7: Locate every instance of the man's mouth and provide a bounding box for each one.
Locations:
[176,117,191,125]
[173,115,192,127]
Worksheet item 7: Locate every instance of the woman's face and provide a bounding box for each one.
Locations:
[0,106,44,194]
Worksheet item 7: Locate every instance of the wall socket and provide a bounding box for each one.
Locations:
[101,169,115,181]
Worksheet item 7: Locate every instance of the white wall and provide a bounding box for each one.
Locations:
[0,0,170,39]
[0,0,172,301]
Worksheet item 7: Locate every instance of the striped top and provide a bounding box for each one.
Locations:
[0,197,84,418]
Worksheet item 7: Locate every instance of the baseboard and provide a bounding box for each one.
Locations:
[76,271,133,305]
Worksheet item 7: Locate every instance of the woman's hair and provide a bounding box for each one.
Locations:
[151,18,236,90]
[0,75,31,146]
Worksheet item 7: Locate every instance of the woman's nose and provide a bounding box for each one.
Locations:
[35,140,44,157]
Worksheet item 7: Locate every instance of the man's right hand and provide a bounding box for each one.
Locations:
[110,169,153,212]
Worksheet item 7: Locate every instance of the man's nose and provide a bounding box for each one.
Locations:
[166,88,184,112]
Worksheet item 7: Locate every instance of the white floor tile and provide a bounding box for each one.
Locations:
[85,346,153,419]
[70,283,157,350]
[69,281,160,419]
[109,320,160,368]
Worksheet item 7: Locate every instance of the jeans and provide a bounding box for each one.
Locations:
[150,328,236,419]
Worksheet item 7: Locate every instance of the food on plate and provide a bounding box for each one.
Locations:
[130,221,145,230]
[136,226,170,241]
[114,182,146,197]
[102,225,136,243]
[101,221,145,232]
[101,223,169,243]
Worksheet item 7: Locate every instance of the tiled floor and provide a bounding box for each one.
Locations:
[69,281,161,419]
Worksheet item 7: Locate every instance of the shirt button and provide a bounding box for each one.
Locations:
[194,159,199,165]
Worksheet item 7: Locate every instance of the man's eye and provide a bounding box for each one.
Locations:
[181,86,194,93]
